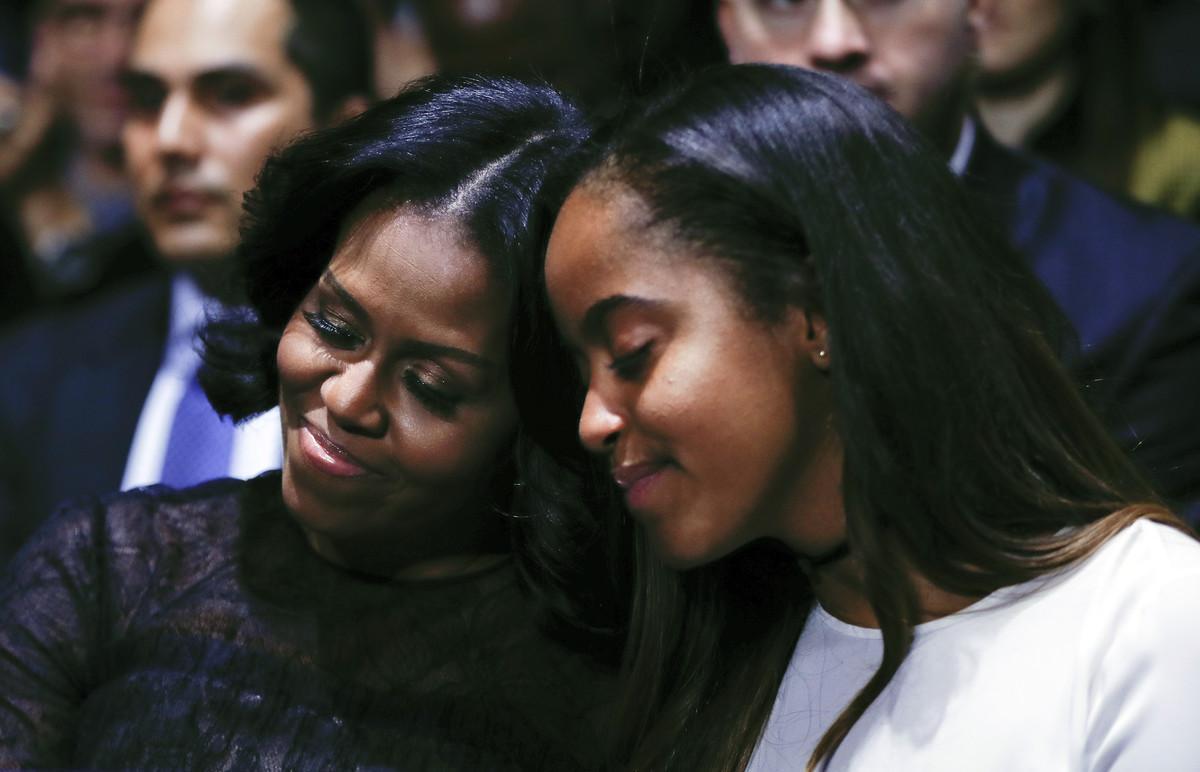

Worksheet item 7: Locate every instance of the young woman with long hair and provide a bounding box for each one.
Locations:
[543,64,1200,771]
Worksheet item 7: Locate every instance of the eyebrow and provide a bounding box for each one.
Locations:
[120,64,272,91]
[321,271,496,371]
[579,295,664,343]
[193,65,272,90]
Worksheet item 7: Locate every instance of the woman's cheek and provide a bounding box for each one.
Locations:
[275,320,312,389]
[391,401,516,484]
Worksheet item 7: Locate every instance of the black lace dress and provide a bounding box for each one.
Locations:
[0,473,613,770]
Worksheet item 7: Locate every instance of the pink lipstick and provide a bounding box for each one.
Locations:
[612,461,669,510]
[299,422,374,478]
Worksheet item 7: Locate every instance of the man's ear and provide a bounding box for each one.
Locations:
[324,95,371,127]
[965,0,990,38]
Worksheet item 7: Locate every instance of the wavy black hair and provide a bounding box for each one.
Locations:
[559,64,1185,771]
[200,76,624,652]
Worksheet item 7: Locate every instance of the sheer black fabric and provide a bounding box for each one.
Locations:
[0,473,612,770]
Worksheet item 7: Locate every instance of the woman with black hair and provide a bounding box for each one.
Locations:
[544,64,1200,771]
[0,76,613,770]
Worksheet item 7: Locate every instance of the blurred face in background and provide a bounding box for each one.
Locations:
[972,0,1078,85]
[121,0,316,265]
[33,0,144,150]
[716,0,976,151]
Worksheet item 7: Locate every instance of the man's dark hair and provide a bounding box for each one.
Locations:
[285,0,375,119]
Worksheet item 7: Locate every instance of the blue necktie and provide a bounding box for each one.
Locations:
[160,373,233,488]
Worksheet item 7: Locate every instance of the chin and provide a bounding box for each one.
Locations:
[152,229,236,265]
[644,521,739,572]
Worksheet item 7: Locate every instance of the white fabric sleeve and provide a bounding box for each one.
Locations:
[1084,562,1200,771]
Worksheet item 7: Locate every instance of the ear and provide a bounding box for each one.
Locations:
[965,0,990,38]
[784,307,831,372]
[322,95,372,127]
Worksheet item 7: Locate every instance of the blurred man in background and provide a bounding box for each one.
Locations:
[715,0,1200,521]
[973,0,1200,221]
[0,0,374,564]
[0,0,147,321]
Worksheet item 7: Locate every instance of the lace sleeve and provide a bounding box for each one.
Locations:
[0,498,108,766]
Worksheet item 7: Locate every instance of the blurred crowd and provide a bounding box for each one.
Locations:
[0,0,722,328]
[0,0,1196,330]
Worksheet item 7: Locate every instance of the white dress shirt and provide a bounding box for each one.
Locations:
[949,115,977,177]
[121,274,281,490]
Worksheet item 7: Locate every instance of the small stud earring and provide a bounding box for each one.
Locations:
[817,349,827,359]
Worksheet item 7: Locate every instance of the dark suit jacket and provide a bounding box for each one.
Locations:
[0,272,171,563]
[965,130,1200,522]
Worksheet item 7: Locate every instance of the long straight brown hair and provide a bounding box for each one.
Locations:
[570,65,1190,771]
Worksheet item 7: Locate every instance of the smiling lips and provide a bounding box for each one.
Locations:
[299,421,375,478]
[612,460,671,510]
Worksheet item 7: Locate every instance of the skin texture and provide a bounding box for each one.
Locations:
[716,0,976,152]
[277,206,517,579]
[34,0,144,150]
[121,0,317,265]
[545,185,844,570]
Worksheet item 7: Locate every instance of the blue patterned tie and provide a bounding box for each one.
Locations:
[159,373,233,488]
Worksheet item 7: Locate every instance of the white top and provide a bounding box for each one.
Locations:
[747,520,1200,772]
[121,274,282,490]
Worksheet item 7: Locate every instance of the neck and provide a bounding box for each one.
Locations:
[309,533,510,581]
[806,550,981,629]
[302,498,511,582]
[976,59,1077,147]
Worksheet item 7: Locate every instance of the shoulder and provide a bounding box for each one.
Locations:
[1075,520,1200,600]
[0,274,171,432]
[968,131,1200,266]
[0,272,171,341]
[4,477,254,603]
[1068,519,1200,680]
[966,133,1200,354]
[1074,520,1200,769]
[0,273,171,376]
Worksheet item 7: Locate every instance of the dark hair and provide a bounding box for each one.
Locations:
[284,0,375,120]
[569,64,1185,771]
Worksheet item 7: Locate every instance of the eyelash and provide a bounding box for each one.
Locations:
[303,310,361,349]
[403,369,461,417]
[305,309,462,418]
[607,341,654,380]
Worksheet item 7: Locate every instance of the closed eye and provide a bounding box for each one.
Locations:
[303,310,363,350]
[402,368,462,418]
[607,341,654,381]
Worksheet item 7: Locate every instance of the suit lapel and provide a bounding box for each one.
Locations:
[41,276,171,510]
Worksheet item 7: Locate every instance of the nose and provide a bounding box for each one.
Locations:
[154,92,203,163]
[578,386,624,455]
[321,361,388,438]
[806,0,870,73]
